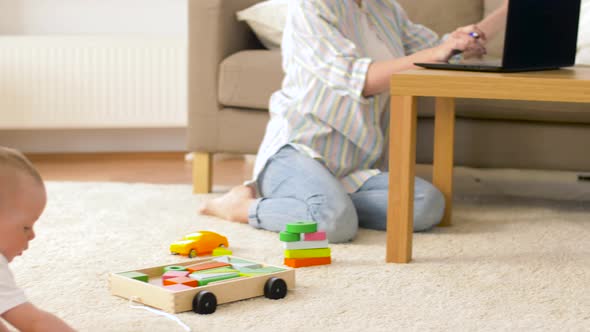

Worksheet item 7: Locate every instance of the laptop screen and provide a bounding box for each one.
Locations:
[502,0,581,69]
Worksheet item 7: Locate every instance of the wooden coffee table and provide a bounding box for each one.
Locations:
[387,67,590,263]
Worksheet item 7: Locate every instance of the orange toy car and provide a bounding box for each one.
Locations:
[170,231,229,258]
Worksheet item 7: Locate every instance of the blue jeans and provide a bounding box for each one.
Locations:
[248,146,445,243]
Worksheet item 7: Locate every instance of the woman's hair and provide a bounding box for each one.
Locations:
[0,147,43,185]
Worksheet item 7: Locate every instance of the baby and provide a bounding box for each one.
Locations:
[0,147,74,331]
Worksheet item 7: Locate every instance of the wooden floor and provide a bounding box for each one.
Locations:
[27,152,253,188]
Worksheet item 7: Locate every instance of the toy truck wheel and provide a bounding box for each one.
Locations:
[188,249,198,258]
[264,277,287,300]
[193,291,217,314]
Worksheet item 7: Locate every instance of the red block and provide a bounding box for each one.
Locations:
[302,231,327,241]
[163,276,199,287]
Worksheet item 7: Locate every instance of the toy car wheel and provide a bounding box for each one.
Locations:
[188,249,198,258]
[264,277,287,300]
[192,291,217,314]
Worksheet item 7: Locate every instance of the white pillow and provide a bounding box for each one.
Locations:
[237,0,289,49]
[576,0,590,64]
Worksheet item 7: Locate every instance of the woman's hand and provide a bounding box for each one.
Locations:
[431,24,487,62]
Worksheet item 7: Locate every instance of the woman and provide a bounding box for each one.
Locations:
[201,0,509,243]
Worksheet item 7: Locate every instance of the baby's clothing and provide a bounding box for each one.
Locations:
[0,254,27,315]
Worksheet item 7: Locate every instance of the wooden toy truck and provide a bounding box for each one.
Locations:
[109,256,295,314]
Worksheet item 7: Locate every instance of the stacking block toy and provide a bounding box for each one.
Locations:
[279,231,300,242]
[284,248,331,259]
[162,271,190,281]
[163,276,199,287]
[284,257,331,268]
[284,239,329,250]
[286,221,317,233]
[280,221,331,268]
[212,247,233,256]
[302,231,326,241]
[117,271,149,283]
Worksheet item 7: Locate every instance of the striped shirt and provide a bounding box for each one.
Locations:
[253,0,442,193]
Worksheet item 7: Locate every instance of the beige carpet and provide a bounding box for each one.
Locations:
[8,182,590,332]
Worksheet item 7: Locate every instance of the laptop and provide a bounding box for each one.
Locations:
[414,0,582,73]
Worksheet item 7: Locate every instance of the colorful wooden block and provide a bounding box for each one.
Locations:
[286,221,318,234]
[237,266,286,274]
[186,261,231,273]
[212,247,233,256]
[163,276,199,287]
[302,231,327,241]
[164,284,194,292]
[283,239,329,250]
[284,248,331,259]
[189,272,240,286]
[163,265,187,273]
[284,257,331,268]
[197,267,238,274]
[230,262,263,270]
[162,271,190,281]
[279,231,301,242]
[117,271,149,283]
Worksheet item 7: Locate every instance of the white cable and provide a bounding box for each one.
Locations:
[128,296,192,332]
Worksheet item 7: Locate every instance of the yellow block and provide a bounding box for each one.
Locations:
[212,247,233,256]
[284,248,331,259]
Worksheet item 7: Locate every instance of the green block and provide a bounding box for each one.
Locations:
[286,221,317,234]
[190,272,240,286]
[118,271,149,283]
[280,231,300,242]
[163,265,187,273]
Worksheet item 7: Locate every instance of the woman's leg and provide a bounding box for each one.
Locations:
[251,146,358,243]
[350,173,445,231]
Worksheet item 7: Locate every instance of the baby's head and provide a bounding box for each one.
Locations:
[0,147,46,263]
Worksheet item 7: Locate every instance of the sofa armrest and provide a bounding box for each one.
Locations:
[188,0,263,151]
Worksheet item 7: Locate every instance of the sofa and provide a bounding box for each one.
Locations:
[188,0,590,193]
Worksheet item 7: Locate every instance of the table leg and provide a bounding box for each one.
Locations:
[432,97,456,227]
[387,96,417,263]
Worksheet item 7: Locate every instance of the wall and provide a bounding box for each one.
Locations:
[0,0,187,35]
[0,0,188,153]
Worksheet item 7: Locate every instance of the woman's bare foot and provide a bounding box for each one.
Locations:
[199,185,256,223]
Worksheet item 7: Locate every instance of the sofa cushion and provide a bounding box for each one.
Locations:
[219,50,283,110]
